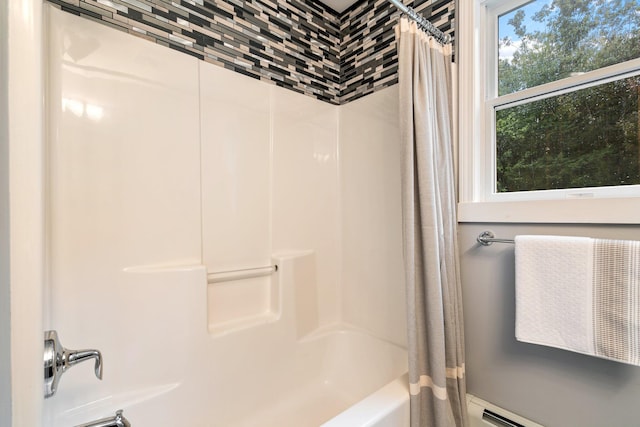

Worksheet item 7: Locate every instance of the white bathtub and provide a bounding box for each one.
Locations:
[208,252,410,427]
[48,252,408,427]
[95,328,409,427]
[323,371,410,427]
[233,328,409,427]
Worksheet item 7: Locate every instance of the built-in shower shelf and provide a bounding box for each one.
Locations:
[206,260,281,336]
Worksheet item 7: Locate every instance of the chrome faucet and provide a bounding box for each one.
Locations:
[44,330,103,398]
[75,410,131,427]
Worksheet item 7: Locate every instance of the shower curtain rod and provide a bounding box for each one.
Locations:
[388,0,451,44]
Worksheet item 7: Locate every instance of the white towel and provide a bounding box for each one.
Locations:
[515,235,640,365]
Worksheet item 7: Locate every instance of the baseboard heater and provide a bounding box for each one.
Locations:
[482,409,525,427]
[467,394,545,427]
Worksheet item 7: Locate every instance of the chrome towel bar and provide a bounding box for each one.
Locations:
[207,265,278,284]
[477,231,515,246]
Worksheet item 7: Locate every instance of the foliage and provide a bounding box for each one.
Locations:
[496,0,640,192]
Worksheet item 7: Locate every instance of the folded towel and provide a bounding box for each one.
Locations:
[515,235,640,365]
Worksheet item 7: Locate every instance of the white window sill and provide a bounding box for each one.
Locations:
[458,198,640,224]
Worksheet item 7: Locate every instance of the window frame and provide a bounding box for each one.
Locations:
[458,0,640,224]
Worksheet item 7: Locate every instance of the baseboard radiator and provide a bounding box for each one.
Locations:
[467,395,545,427]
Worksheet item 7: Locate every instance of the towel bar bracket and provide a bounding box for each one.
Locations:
[477,231,515,246]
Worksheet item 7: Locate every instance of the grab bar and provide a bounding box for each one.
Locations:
[75,410,131,427]
[207,265,278,284]
[477,231,515,246]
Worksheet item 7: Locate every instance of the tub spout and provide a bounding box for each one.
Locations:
[75,410,131,427]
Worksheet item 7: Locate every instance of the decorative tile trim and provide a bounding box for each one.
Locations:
[44,0,455,105]
[47,0,342,102]
[339,0,455,104]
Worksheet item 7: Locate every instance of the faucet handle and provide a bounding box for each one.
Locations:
[44,330,103,398]
[68,349,103,380]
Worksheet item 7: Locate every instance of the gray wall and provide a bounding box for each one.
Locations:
[459,222,640,427]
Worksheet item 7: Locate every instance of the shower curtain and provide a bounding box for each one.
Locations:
[396,17,468,427]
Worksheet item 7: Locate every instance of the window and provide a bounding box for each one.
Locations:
[458,0,640,223]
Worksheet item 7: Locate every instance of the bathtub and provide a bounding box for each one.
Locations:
[205,252,410,426]
[323,370,410,427]
[49,330,408,427]
[47,252,408,427]
[232,328,409,427]
[63,328,409,427]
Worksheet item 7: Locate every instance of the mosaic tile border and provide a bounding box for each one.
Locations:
[44,0,455,105]
[339,0,455,103]
[46,0,342,102]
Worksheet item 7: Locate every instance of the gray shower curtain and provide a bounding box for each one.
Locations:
[396,17,468,427]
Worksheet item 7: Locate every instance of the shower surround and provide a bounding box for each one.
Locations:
[43,4,410,425]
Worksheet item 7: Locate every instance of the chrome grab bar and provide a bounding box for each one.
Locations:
[207,264,278,284]
[75,410,131,427]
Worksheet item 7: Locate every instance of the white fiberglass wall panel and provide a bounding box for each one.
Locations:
[200,63,273,331]
[200,63,271,272]
[272,86,341,327]
[46,7,202,425]
[47,8,201,272]
[339,85,406,347]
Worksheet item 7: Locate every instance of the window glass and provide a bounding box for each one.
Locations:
[498,0,640,96]
[496,75,640,192]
